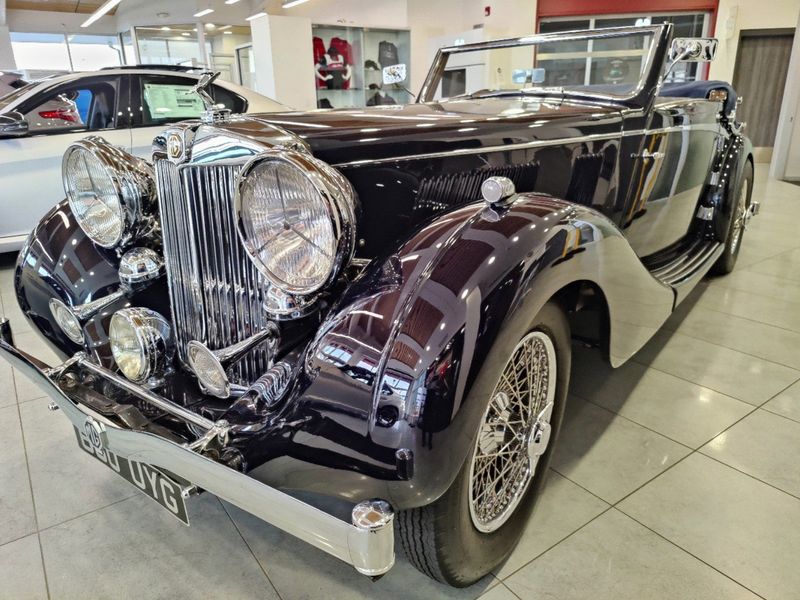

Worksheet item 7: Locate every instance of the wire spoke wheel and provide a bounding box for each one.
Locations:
[468,331,557,533]
[730,178,749,254]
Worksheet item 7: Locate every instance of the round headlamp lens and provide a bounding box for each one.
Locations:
[63,145,124,247]
[110,312,146,382]
[109,308,172,384]
[48,298,84,344]
[238,157,338,295]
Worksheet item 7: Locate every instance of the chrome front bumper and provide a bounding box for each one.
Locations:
[0,323,395,578]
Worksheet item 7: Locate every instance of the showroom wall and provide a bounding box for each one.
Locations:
[710,0,800,82]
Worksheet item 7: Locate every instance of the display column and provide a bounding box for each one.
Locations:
[250,13,316,110]
[0,0,17,71]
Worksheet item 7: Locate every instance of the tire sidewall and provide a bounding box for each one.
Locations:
[432,301,571,585]
[715,160,753,274]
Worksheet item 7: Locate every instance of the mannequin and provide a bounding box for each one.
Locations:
[315,46,352,90]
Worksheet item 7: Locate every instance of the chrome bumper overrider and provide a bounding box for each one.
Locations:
[0,327,395,578]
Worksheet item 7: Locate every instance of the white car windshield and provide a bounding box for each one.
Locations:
[429,29,657,101]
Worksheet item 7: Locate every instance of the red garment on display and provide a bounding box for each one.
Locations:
[313,36,326,88]
[329,37,354,90]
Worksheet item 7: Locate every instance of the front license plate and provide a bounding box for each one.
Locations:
[74,425,190,525]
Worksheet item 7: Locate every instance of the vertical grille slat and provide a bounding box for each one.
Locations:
[156,160,273,387]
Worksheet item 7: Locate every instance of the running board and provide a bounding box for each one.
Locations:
[649,240,721,287]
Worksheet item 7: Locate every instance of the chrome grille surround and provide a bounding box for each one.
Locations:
[155,159,275,386]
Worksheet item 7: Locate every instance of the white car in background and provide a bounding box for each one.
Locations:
[0,66,287,252]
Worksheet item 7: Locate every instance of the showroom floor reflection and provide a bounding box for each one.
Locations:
[1,165,799,599]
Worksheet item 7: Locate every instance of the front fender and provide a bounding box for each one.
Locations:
[271,193,673,509]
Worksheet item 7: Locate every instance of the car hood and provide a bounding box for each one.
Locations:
[211,96,623,166]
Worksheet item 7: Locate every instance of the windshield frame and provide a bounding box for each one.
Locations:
[417,24,670,106]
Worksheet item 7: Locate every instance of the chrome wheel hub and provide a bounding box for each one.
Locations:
[468,331,557,533]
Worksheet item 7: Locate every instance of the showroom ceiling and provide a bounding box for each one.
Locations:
[6,0,117,15]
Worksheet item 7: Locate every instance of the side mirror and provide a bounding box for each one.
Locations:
[0,111,28,137]
[382,64,407,86]
[669,37,718,62]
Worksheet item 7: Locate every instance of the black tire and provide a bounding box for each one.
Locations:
[397,301,571,587]
[712,160,753,275]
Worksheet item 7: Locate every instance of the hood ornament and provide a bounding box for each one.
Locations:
[189,71,232,124]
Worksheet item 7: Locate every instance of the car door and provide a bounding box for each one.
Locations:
[0,75,131,248]
[129,73,247,158]
[618,101,721,258]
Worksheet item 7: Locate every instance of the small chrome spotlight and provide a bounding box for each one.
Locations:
[49,298,84,344]
[187,340,230,398]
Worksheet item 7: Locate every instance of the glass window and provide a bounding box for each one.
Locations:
[11,32,123,73]
[10,32,71,72]
[67,35,123,71]
[539,12,710,84]
[135,26,203,66]
[21,80,118,134]
[120,30,136,65]
[139,74,244,125]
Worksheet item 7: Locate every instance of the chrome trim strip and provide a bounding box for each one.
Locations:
[76,353,217,431]
[334,124,723,168]
[0,340,395,577]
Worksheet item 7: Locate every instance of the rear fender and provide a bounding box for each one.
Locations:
[712,133,753,241]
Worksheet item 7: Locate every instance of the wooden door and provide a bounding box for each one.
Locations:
[733,31,794,149]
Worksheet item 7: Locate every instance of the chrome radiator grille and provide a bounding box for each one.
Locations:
[155,159,273,385]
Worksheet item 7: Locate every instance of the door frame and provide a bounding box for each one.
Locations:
[731,27,796,164]
[771,15,800,180]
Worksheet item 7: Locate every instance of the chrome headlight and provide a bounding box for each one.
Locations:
[235,151,356,304]
[109,308,173,384]
[62,137,156,248]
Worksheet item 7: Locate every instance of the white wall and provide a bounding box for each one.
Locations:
[406,0,536,94]
[774,9,800,179]
[264,0,408,28]
[250,13,316,110]
[710,0,800,82]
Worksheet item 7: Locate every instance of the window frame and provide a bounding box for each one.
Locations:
[11,74,127,138]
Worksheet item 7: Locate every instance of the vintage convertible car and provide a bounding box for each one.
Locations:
[0,24,755,587]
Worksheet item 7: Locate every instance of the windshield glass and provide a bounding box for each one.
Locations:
[427,29,657,102]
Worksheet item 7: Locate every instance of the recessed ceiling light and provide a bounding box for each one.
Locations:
[205,23,215,29]
[223,31,233,34]
[246,12,267,20]
[219,25,232,30]
[193,8,214,17]
[182,32,191,37]
[225,0,242,4]
[161,26,171,31]
[282,0,310,7]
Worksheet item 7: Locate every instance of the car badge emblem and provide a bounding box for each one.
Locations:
[84,416,103,451]
[167,133,184,160]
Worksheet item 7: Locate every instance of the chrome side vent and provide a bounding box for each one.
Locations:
[414,161,539,220]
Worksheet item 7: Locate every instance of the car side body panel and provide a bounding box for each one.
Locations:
[240,194,673,508]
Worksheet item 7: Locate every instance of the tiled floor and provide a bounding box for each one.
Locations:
[1,164,799,599]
